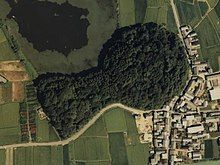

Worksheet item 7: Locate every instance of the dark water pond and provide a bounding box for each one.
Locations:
[6,0,90,56]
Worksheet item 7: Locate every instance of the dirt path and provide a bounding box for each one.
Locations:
[0,103,161,150]
[5,148,13,165]
[193,0,219,29]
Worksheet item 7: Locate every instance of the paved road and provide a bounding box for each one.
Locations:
[0,103,154,150]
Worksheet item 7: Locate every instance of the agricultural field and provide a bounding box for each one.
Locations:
[67,108,150,165]
[174,0,220,71]
[118,0,136,27]
[13,145,64,165]
[144,0,178,33]
[0,149,6,165]
[36,116,60,142]
[0,28,18,61]
[174,0,202,27]
[0,82,12,104]
[204,139,220,159]
[0,102,21,145]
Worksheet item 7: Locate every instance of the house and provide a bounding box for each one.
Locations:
[187,124,204,134]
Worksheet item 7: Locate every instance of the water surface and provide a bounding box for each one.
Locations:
[7,0,90,56]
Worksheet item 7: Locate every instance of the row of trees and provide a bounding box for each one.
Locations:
[34,22,188,138]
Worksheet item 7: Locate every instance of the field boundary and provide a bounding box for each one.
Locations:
[0,103,165,149]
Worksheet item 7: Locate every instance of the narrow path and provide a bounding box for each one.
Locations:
[193,0,219,29]
[5,148,13,165]
[0,103,162,149]
[170,0,184,43]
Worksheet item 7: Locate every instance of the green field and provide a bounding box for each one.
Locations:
[144,0,178,33]
[0,28,18,61]
[14,146,64,165]
[0,149,6,165]
[5,106,149,164]
[174,0,202,27]
[36,116,60,142]
[118,0,136,26]
[204,139,220,159]
[198,1,209,17]
[0,103,21,145]
[134,0,147,23]
[109,132,128,165]
[67,108,150,165]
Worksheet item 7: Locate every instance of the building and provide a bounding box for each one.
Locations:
[206,71,220,100]
[187,124,204,134]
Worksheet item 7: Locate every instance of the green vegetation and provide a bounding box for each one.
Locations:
[34,23,188,138]
[109,132,128,165]
[14,146,64,165]
[118,0,136,26]
[134,0,147,23]
[195,11,220,71]
[36,116,60,142]
[0,27,18,61]
[215,1,220,18]
[144,0,178,33]
[0,149,6,165]
[0,103,21,145]
[204,139,220,159]
[198,1,209,17]
[207,0,219,8]
[67,108,150,165]
[174,0,202,27]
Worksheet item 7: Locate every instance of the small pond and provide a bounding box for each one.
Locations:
[6,0,90,56]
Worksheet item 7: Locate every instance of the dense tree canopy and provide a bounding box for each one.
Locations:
[34,23,188,138]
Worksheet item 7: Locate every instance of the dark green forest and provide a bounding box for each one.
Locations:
[34,23,188,138]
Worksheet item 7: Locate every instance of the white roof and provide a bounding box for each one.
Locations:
[187,125,204,134]
[209,87,220,100]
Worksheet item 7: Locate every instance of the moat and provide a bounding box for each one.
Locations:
[6,0,90,56]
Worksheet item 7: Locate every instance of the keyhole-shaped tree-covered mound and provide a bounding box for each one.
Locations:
[34,23,188,138]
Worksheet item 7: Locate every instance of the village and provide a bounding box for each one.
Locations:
[135,25,220,164]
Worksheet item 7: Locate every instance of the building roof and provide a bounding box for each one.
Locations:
[187,124,204,134]
[209,87,220,100]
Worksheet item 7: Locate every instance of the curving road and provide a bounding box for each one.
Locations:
[0,103,161,150]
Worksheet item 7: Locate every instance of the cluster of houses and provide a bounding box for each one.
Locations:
[170,112,208,164]
[167,26,220,164]
[134,25,220,165]
[180,25,200,58]
[150,109,171,165]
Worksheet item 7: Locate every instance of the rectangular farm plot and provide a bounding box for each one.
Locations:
[36,116,50,142]
[124,111,150,165]
[108,132,128,165]
[174,0,202,26]
[204,139,220,159]
[118,0,135,26]
[73,137,110,161]
[0,82,12,104]
[0,103,21,145]
[14,147,34,165]
[0,149,6,165]
[104,108,127,132]
[14,146,64,165]
[0,29,17,61]
[195,17,220,71]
